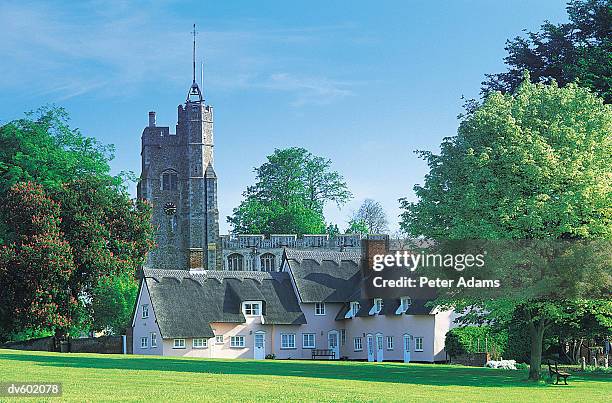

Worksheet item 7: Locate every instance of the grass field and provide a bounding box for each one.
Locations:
[0,349,610,402]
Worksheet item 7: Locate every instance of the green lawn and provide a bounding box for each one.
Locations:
[0,349,610,402]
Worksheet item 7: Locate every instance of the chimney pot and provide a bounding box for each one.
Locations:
[148,111,156,127]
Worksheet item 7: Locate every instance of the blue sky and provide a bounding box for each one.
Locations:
[0,0,569,233]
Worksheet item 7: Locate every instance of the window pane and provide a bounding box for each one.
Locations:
[228,254,243,271]
[162,173,169,190]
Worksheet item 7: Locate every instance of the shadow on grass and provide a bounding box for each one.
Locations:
[1,350,608,388]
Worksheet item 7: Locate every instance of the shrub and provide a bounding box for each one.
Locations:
[445,326,507,359]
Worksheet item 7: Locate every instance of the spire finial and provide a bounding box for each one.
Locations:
[191,24,197,84]
[187,24,203,102]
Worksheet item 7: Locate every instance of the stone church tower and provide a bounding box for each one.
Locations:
[137,27,221,270]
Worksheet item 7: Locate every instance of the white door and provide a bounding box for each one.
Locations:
[376,333,384,362]
[254,332,265,360]
[403,334,411,363]
[366,334,374,362]
[327,331,339,360]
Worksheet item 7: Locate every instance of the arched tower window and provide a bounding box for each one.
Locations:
[161,170,178,191]
[227,253,244,271]
[260,253,276,272]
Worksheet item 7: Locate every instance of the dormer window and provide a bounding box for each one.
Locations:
[345,301,361,319]
[401,297,412,311]
[368,299,383,315]
[243,301,262,316]
[374,298,383,313]
[396,296,412,314]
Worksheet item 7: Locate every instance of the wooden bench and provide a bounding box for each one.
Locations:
[548,360,570,385]
[311,349,335,360]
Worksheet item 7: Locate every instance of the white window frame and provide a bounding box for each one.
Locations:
[386,336,394,350]
[193,338,208,349]
[375,298,383,313]
[140,337,148,349]
[315,302,326,316]
[150,333,157,348]
[302,333,316,349]
[369,298,383,315]
[215,335,224,344]
[260,253,276,272]
[242,301,262,316]
[281,333,296,349]
[227,253,244,271]
[354,337,363,351]
[415,337,424,352]
[340,329,346,346]
[401,297,412,311]
[396,296,413,314]
[230,336,245,348]
[142,304,149,319]
[173,338,185,349]
[352,301,360,315]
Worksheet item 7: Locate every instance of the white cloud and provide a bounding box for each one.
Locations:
[0,1,363,104]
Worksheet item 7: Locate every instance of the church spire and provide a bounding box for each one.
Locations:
[187,23,203,102]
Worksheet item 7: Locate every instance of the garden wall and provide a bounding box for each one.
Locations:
[3,335,128,354]
[2,336,55,351]
[69,336,124,354]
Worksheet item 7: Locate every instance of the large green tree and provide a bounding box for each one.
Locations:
[400,78,611,379]
[482,0,612,103]
[228,147,351,235]
[0,107,154,340]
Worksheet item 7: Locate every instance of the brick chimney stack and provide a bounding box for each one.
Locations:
[361,237,389,270]
[361,236,389,299]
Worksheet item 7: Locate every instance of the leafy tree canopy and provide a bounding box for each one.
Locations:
[0,107,115,194]
[228,147,351,235]
[402,77,611,240]
[400,78,611,379]
[345,218,369,235]
[482,0,612,103]
[0,107,154,340]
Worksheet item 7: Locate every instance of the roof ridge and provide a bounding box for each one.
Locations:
[142,268,288,283]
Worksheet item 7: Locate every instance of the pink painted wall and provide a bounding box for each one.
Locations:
[132,280,455,362]
[132,282,163,356]
[343,313,440,362]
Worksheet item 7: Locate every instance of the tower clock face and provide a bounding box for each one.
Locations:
[164,202,177,215]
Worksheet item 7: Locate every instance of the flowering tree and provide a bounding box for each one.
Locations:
[0,183,77,337]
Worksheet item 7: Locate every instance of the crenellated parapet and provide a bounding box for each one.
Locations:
[220,234,389,272]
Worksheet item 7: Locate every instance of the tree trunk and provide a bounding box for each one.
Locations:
[528,319,545,380]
